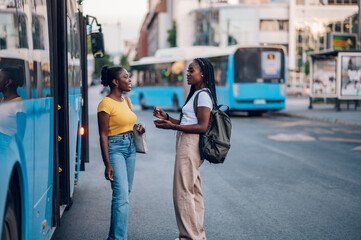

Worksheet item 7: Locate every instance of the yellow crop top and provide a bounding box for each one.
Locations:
[97,97,137,136]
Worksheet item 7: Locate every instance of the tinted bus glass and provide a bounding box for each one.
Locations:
[132,61,184,87]
[261,51,281,79]
[234,48,284,83]
[208,56,228,86]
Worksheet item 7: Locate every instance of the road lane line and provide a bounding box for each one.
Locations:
[352,146,361,151]
[278,121,312,127]
[268,133,316,141]
[319,137,361,143]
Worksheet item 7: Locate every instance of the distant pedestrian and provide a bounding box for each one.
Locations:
[97,66,145,240]
[153,58,217,240]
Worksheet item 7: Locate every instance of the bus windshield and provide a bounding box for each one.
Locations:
[234,48,284,83]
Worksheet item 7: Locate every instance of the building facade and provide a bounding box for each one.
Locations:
[137,0,173,59]
[137,0,358,84]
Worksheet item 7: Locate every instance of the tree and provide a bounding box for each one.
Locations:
[167,20,177,48]
[305,47,314,76]
[120,54,130,70]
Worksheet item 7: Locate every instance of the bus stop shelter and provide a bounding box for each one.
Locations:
[308,50,361,110]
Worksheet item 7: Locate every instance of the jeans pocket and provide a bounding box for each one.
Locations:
[108,137,124,145]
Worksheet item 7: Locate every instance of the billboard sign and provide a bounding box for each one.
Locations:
[337,52,361,99]
[327,32,357,50]
[311,59,337,97]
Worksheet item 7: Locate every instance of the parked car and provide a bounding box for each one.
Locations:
[287,84,309,97]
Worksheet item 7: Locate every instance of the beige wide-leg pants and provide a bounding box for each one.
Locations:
[173,131,206,240]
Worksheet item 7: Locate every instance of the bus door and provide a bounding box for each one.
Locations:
[49,0,71,228]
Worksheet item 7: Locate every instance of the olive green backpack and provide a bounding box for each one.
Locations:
[193,90,232,164]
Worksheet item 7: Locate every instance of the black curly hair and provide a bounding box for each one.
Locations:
[101,65,125,88]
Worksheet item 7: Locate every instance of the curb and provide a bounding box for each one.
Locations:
[274,111,361,128]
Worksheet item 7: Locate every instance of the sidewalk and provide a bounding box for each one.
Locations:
[278,97,361,128]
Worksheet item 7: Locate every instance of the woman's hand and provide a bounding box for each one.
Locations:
[153,107,167,120]
[105,165,114,181]
[136,123,145,134]
[154,119,175,130]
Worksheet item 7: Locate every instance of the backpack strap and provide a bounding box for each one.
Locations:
[124,96,132,111]
[193,89,215,116]
[193,89,214,161]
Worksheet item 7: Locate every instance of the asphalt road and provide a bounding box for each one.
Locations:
[53,86,361,240]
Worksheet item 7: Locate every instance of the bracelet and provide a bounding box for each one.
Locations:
[166,113,169,120]
[173,124,177,130]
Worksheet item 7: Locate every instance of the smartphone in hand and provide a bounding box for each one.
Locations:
[154,119,166,124]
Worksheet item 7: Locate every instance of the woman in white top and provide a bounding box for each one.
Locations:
[153,58,217,240]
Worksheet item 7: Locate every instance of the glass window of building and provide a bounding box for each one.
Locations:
[260,20,288,31]
[260,20,279,31]
[194,10,220,46]
[343,18,351,33]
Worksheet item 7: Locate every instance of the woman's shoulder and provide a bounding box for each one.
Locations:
[98,97,114,112]
[198,89,211,98]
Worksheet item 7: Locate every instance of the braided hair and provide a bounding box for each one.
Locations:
[184,58,217,106]
[101,65,125,88]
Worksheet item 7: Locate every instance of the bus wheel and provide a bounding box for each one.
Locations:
[2,190,19,240]
[172,96,179,112]
[140,96,146,110]
[248,111,263,117]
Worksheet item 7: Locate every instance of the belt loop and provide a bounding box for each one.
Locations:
[129,132,132,148]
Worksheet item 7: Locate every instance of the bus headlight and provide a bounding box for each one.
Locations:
[280,83,285,96]
[233,83,239,97]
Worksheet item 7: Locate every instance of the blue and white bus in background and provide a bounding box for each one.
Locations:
[130,45,287,116]
[0,0,103,239]
[129,46,216,111]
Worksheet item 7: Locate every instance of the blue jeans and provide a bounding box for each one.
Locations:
[108,133,136,240]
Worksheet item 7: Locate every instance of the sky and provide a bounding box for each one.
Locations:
[83,0,149,54]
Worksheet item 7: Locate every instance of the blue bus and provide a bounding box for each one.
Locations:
[0,1,103,239]
[130,45,287,116]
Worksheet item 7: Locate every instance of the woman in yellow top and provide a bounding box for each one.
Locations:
[97,66,144,240]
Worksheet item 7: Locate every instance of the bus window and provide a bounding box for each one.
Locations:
[131,70,138,87]
[234,48,284,83]
[0,7,30,100]
[261,51,281,79]
[0,64,26,100]
[209,56,228,86]
[234,48,260,83]
[138,70,144,86]
[171,61,184,86]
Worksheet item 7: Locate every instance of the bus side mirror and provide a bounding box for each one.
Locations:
[90,32,104,58]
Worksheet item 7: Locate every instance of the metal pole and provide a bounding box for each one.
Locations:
[358,0,361,49]
[209,1,213,46]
